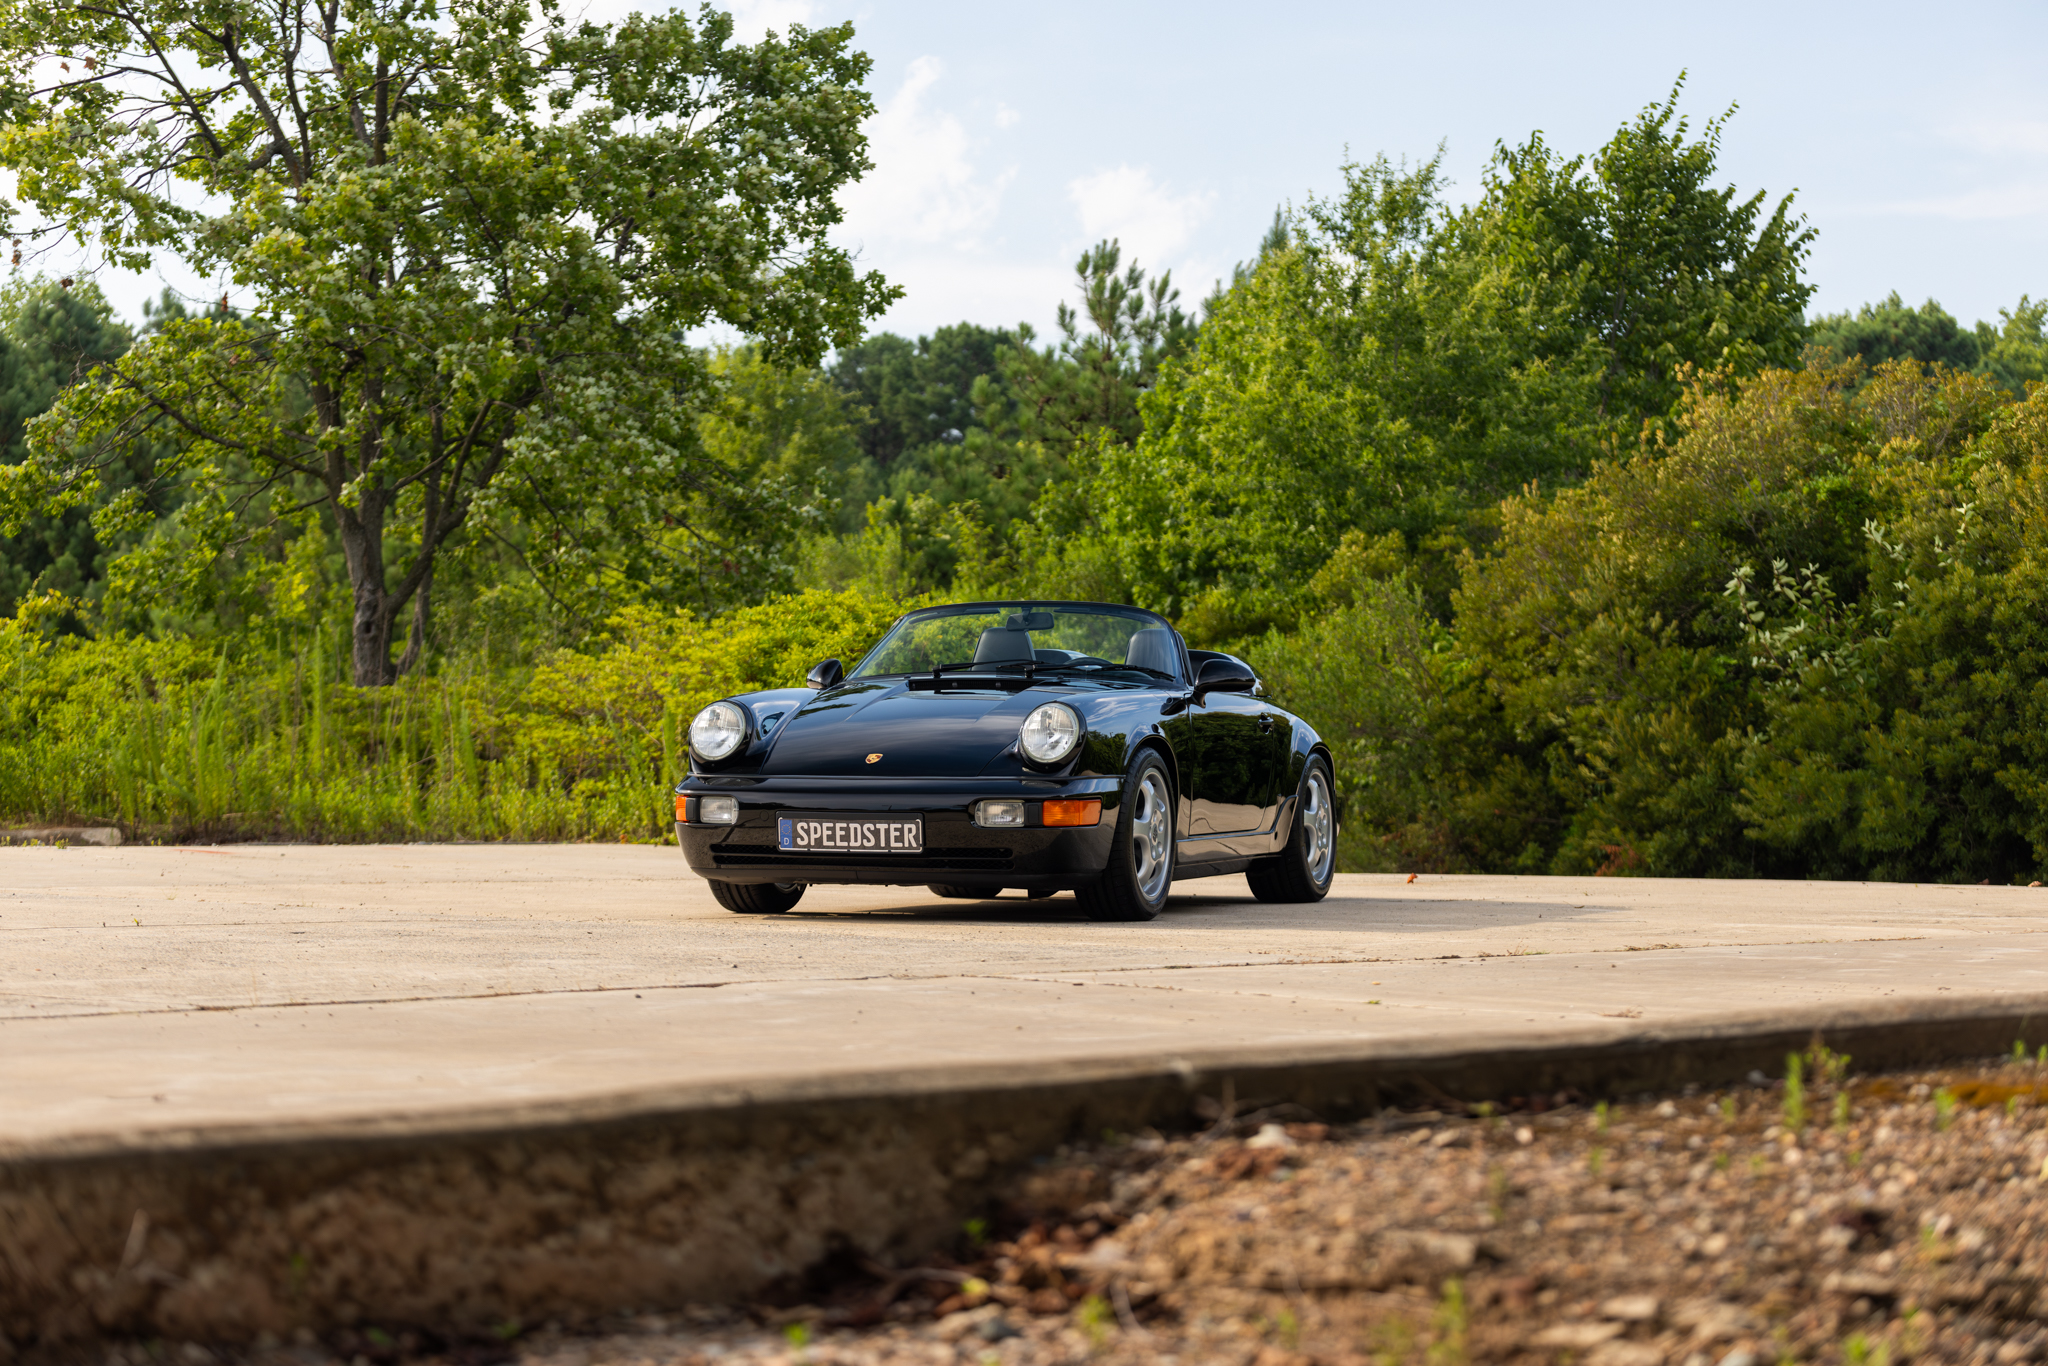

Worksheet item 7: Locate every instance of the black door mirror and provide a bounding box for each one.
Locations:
[806,657,844,690]
[1194,656,1256,699]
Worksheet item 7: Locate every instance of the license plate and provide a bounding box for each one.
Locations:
[778,815,924,854]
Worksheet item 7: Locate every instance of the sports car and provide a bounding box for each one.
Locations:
[672,600,1338,920]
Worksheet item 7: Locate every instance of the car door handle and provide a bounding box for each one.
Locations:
[1257,714,1275,731]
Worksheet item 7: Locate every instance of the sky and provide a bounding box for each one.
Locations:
[43,0,2048,342]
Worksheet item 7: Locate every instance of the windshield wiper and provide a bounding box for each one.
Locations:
[926,659,1036,677]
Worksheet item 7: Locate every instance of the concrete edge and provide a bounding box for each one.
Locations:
[3,991,2044,1356]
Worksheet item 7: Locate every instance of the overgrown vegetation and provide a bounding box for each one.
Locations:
[1,59,2043,877]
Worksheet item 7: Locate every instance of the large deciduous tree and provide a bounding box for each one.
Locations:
[1068,80,1815,626]
[0,0,895,683]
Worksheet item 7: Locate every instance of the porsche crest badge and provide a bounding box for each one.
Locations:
[865,752,883,764]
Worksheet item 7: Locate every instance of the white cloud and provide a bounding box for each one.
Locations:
[836,57,1013,247]
[1867,184,2048,222]
[994,104,1021,130]
[1066,165,1214,272]
[726,0,817,43]
[862,256,1073,338]
[1939,118,2048,158]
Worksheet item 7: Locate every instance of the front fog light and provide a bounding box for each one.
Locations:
[975,799,1026,828]
[700,795,739,824]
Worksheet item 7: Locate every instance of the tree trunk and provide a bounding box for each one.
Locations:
[336,488,396,687]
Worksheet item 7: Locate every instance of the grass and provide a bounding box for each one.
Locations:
[1784,1053,1808,1129]
[1,628,687,843]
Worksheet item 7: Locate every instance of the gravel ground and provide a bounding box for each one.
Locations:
[213,1054,2048,1366]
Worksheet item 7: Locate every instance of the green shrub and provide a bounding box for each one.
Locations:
[0,588,910,842]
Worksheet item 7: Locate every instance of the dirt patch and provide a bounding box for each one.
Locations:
[178,1051,2048,1366]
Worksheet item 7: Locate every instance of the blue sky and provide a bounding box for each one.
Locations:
[56,0,2048,341]
[770,0,2048,342]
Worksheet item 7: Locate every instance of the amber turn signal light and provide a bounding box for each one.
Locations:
[1042,798,1102,827]
[675,794,689,821]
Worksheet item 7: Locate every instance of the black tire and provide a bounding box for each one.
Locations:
[1247,756,1337,904]
[1076,751,1175,922]
[708,880,805,914]
[927,884,990,899]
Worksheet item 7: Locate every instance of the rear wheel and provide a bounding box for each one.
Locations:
[709,880,805,914]
[1247,757,1337,903]
[1077,752,1174,922]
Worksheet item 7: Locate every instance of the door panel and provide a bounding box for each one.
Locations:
[1175,693,1288,836]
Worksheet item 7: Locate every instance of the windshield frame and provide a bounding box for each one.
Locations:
[849,600,1187,683]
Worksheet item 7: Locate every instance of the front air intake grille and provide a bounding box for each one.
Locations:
[711,843,1013,871]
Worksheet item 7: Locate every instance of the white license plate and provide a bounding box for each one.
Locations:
[777,816,924,854]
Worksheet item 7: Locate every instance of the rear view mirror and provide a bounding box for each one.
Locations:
[806,657,844,690]
[1194,657,1256,698]
[1005,611,1056,631]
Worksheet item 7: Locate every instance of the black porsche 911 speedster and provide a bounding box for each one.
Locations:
[672,600,1338,921]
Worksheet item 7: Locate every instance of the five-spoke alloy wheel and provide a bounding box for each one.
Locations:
[1247,756,1337,904]
[1078,751,1175,922]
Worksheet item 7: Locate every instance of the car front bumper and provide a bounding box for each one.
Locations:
[672,775,1123,889]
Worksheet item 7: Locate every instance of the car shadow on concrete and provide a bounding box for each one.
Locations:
[785,884,1609,933]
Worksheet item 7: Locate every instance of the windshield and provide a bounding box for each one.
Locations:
[851,603,1184,681]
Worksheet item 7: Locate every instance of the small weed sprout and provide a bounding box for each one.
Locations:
[2016,1039,2030,1063]
[2009,1095,2022,1118]
[1714,1152,1731,1172]
[1428,1279,1469,1366]
[783,1322,812,1351]
[1806,1041,1852,1087]
[1934,1088,1957,1131]
[1594,1100,1611,1134]
[1588,1147,1606,1178]
[1844,1332,1891,1366]
[1783,1053,1807,1129]
[1275,1305,1301,1350]
[1720,1096,1738,1121]
[962,1216,990,1248]
[1833,1092,1852,1133]
[1077,1294,1113,1347]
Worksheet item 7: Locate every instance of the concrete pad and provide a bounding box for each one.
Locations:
[5,846,2048,1351]
[4,846,2047,1149]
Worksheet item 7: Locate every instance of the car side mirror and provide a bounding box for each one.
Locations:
[1193,657,1256,699]
[806,657,844,690]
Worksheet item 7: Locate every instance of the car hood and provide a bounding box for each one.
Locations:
[758,681,1048,777]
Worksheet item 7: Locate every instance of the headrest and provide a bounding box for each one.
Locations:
[973,628,1035,663]
[1124,628,1180,677]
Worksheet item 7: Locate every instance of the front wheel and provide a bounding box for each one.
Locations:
[1247,757,1337,903]
[709,880,805,914]
[1077,752,1175,922]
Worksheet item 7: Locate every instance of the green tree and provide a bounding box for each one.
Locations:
[1000,238,1197,461]
[0,278,138,615]
[0,0,895,684]
[1977,296,2047,397]
[1061,81,1814,629]
[829,323,1016,471]
[1807,293,1983,373]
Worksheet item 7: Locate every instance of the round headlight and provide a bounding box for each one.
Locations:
[689,700,749,761]
[1018,702,1083,765]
